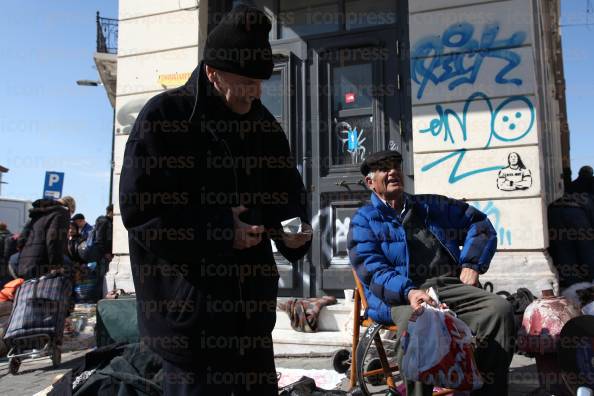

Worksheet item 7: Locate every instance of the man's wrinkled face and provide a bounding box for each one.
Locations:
[205,65,263,114]
[365,161,404,201]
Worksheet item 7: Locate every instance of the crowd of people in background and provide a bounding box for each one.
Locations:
[0,196,113,304]
[548,165,594,288]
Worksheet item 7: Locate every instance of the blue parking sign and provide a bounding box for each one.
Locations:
[43,171,64,199]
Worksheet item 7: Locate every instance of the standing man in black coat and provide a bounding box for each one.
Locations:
[93,204,113,297]
[16,198,73,280]
[119,5,312,396]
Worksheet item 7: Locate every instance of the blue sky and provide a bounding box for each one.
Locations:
[0,1,592,224]
[0,1,118,222]
[561,0,594,176]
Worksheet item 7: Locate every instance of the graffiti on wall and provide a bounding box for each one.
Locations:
[335,216,351,253]
[413,20,534,187]
[336,121,367,164]
[419,92,535,147]
[496,152,532,191]
[419,92,535,183]
[412,22,527,100]
[470,200,512,246]
[116,97,148,134]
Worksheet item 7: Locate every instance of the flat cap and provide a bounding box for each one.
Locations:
[360,150,403,176]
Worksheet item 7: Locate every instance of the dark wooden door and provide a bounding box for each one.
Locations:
[308,28,406,296]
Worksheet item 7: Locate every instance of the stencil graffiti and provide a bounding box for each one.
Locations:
[419,92,535,183]
[496,152,532,191]
[336,121,367,164]
[470,201,512,246]
[412,22,527,100]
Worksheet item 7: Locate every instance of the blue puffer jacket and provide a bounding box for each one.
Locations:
[347,193,497,324]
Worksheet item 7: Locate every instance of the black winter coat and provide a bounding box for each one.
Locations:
[119,62,311,372]
[17,199,69,279]
[93,215,113,256]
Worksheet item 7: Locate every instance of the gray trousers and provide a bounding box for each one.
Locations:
[391,277,515,396]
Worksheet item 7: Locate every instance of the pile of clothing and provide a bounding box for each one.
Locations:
[72,342,163,396]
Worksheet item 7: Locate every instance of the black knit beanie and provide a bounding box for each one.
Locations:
[203,5,274,80]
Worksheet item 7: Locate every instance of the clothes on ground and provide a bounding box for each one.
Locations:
[277,296,337,332]
[73,342,163,396]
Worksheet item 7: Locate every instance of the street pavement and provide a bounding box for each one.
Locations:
[277,353,543,396]
[0,350,543,396]
[0,350,87,395]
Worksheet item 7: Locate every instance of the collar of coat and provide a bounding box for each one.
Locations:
[370,192,415,224]
[29,199,67,217]
[182,61,270,130]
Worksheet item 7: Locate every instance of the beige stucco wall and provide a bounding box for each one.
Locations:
[408,0,563,293]
[107,0,204,292]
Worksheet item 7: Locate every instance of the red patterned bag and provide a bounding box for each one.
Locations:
[401,303,483,390]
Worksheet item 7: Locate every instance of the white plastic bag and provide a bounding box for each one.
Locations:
[401,290,483,391]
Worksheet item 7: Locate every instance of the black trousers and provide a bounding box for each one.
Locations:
[391,276,515,396]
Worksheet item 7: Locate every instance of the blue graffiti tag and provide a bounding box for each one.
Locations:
[421,149,504,183]
[419,92,535,183]
[347,128,359,151]
[419,92,535,147]
[470,201,513,245]
[412,22,527,100]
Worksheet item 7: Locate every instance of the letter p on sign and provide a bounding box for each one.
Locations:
[49,174,60,186]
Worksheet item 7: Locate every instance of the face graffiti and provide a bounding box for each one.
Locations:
[509,152,519,167]
[491,97,534,144]
[418,92,536,184]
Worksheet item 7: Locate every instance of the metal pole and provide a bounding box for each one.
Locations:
[109,108,115,206]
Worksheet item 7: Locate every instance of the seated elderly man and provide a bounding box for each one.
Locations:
[347,150,514,396]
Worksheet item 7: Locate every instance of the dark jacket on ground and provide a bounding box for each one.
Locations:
[119,62,310,377]
[16,199,70,280]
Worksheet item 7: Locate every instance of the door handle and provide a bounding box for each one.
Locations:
[336,180,365,187]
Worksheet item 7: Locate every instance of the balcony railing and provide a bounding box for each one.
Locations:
[96,11,118,54]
